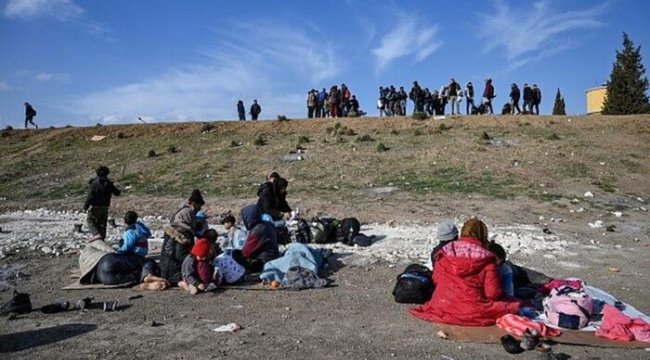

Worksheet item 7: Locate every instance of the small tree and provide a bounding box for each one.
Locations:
[552,88,566,115]
[602,33,650,115]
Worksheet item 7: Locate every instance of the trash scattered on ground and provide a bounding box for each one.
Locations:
[584,191,594,198]
[212,323,242,333]
[608,267,620,272]
[436,330,449,339]
[588,220,603,229]
[611,211,623,217]
[90,135,106,141]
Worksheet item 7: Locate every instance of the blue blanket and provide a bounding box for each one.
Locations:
[260,243,324,282]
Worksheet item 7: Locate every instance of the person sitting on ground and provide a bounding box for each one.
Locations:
[79,225,167,291]
[117,211,151,257]
[487,241,534,299]
[195,210,209,237]
[83,166,121,240]
[179,239,218,294]
[232,204,279,272]
[159,189,205,285]
[430,222,459,268]
[219,214,247,250]
[257,172,292,222]
[410,218,521,326]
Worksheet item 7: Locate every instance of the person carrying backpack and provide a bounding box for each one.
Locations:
[24,102,38,129]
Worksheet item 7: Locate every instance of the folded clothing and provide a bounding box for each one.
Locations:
[497,314,562,337]
[595,304,650,343]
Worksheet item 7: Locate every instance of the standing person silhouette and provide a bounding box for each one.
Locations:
[24,102,37,129]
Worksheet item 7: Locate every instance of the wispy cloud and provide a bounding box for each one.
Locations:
[477,0,605,68]
[0,81,9,91]
[35,72,69,82]
[3,0,108,34]
[371,13,442,72]
[66,22,339,123]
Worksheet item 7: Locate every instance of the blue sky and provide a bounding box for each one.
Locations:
[0,0,648,126]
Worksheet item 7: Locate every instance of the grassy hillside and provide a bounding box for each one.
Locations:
[1,115,649,219]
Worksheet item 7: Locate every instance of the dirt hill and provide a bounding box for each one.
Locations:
[1,115,649,224]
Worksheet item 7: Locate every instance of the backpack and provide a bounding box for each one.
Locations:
[543,286,593,329]
[288,218,312,244]
[392,264,434,304]
[336,218,360,245]
[0,290,32,316]
[311,217,339,244]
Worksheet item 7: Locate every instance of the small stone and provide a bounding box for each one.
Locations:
[611,212,623,217]
[41,246,53,254]
[584,191,594,198]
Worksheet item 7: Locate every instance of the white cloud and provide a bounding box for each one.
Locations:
[371,13,442,72]
[66,23,339,123]
[477,0,605,67]
[4,0,83,21]
[34,72,69,82]
[3,0,109,35]
[0,81,9,91]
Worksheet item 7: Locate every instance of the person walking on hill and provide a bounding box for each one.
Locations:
[83,166,121,240]
[509,83,521,115]
[532,84,542,115]
[482,79,495,115]
[448,79,461,115]
[237,100,246,121]
[250,99,262,121]
[24,102,37,129]
[465,82,475,115]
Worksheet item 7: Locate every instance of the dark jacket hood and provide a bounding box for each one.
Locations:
[241,204,261,230]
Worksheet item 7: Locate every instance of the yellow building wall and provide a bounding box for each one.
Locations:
[586,87,607,114]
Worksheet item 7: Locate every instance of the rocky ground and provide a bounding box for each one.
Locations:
[0,204,649,359]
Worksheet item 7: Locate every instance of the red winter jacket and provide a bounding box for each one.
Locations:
[410,237,521,326]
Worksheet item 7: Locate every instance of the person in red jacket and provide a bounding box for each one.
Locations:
[482,78,495,115]
[410,218,521,326]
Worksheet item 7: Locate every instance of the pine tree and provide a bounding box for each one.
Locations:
[552,88,566,115]
[602,33,650,114]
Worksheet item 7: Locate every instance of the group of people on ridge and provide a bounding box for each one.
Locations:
[306,84,362,118]
[237,99,262,121]
[508,83,542,115]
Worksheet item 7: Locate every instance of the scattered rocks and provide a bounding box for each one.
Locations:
[588,220,604,229]
[584,191,594,198]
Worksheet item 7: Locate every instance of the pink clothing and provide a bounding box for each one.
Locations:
[595,304,650,343]
[497,314,562,337]
[196,261,214,285]
[539,278,584,295]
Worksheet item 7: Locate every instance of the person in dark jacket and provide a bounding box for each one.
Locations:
[509,83,521,115]
[237,100,246,121]
[464,82,475,115]
[409,81,423,113]
[159,189,205,285]
[522,84,533,114]
[482,79,495,115]
[24,102,37,129]
[256,173,291,221]
[83,166,121,240]
[232,204,280,272]
[532,84,542,115]
[250,99,261,120]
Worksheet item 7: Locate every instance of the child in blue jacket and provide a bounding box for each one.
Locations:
[118,211,152,257]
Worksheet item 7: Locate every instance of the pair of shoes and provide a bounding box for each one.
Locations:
[102,300,118,311]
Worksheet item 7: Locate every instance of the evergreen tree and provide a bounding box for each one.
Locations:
[553,88,566,115]
[602,33,650,114]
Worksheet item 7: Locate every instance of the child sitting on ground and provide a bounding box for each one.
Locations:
[195,210,209,237]
[118,211,151,257]
[488,241,534,299]
[179,239,218,295]
[219,214,247,250]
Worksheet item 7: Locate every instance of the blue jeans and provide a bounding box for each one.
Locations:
[497,263,514,297]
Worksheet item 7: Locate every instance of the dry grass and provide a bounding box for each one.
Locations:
[1,115,649,219]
